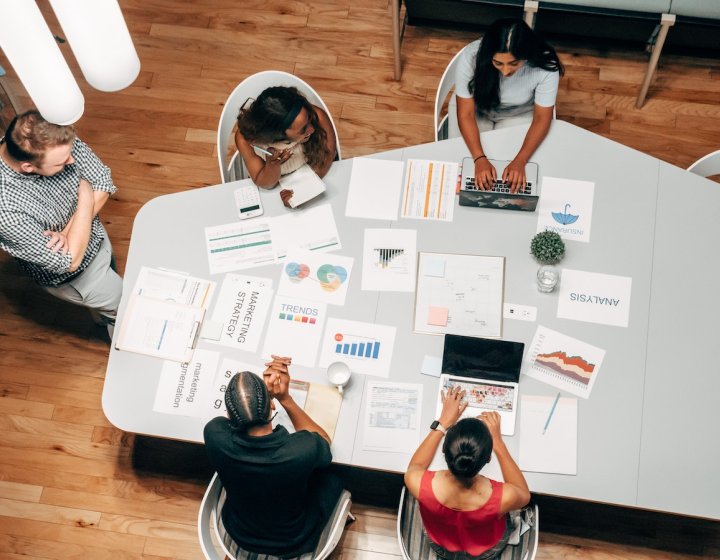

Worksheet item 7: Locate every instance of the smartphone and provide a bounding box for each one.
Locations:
[234,184,264,220]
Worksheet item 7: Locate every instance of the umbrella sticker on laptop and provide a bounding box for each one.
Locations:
[552,204,579,225]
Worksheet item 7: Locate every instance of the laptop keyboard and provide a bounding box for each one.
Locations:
[464,176,533,195]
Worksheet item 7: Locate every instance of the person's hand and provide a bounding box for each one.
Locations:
[265,147,292,167]
[474,157,497,190]
[479,411,503,449]
[263,355,292,402]
[43,230,69,255]
[438,385,468,430]
[502,158,527,193]
[279,189,294,207]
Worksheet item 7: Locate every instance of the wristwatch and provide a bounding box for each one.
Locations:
[430,420,447,435]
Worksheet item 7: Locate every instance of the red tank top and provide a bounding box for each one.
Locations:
[418,470,507,556]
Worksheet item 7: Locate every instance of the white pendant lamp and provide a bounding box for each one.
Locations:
[0,0,84,125]
[49,0,140,92]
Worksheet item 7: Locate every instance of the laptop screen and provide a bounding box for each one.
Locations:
[441,334,524,383]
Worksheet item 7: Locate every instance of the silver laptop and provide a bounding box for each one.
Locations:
[435,334,525,436]
[458,157,540,212]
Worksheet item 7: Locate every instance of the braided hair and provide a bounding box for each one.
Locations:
[442,418,493,486]
[224,371,271,430]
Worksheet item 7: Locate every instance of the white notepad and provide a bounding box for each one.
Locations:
[279,164,326,208]
[519,395,578,475]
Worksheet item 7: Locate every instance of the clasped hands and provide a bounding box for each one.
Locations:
[474,157,528,193]
[262,354,293,403]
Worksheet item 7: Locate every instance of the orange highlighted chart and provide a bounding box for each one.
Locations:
[524,326,605,399]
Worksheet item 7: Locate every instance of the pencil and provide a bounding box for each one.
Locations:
[252,145,273,156]
[542,392,561,435]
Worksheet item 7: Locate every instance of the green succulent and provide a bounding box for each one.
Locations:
[530,231,565,264]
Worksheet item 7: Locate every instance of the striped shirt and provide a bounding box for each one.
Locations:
[455,39,560,120]
[0,138,116,286]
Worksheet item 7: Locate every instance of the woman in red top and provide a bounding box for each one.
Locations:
[404,386,531,559]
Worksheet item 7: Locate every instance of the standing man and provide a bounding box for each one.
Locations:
[0,110,122,336]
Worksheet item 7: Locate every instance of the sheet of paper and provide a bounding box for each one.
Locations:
[207,274,274,353]
[400,159,457,221]
[153,350,220,418]
[270,203,341,260]
[261,296,327,367]
[361,228,417,292]
[345,157,404,220]
[536,176,595,243]
[279,164,326,208]
[208,357,264,418]
[205,220,276,274]
[133,267,215,308]
[414,252,504,338]
[115,295,204,362]
[557,269,632,328]
[363,381,422,454]
[420,355,442,378]
[278,248,354,306]
[318,318,396,378]
[519,395,578,475]
[523,326,606,399]
[304,383,343,441]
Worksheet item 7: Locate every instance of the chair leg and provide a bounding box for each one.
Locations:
[523,1,539,29]
[346,512,356,525]
[392,0,402,80]
[636,13,675,109]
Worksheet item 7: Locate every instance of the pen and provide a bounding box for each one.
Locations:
[542,392,561,435]
[252,145,273,156]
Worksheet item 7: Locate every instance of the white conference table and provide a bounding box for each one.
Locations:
[103,121,719,519]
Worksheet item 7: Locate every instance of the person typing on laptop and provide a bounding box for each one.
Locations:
[405,385,530,558]
[455,18,563,192]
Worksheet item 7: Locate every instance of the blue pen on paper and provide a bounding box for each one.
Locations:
[542,392,561,435]
[252,145,273,156]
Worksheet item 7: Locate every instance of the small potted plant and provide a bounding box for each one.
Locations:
[530,231,565,292]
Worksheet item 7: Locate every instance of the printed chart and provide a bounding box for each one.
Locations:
[261,296,327,367]
[400,159,457,221]
[361,229,417,292]
[523,326,606,399]
[319,318,396,377]
[204,220,275,274]
[278,249,353,306]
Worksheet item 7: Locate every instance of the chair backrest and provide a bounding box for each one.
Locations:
[687,149,720,178]
[198,472,352,560]
[397,486,540,560]
[217,70,342,183]
[434,44,474,142]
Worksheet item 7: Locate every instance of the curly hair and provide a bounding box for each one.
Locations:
[3,110,75,165]
[224,371,271,430]
[236,86,331,169]
[469,18,564,114]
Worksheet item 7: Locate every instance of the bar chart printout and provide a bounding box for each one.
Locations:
[374,248,405,269]
[319,318,397,378]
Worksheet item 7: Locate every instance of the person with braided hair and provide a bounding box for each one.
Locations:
[404,386,530,559]
[203,355,344,557]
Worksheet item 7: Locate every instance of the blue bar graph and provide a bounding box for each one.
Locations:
[333,333,381,360]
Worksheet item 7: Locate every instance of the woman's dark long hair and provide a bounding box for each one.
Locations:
[442,418,493,486]
[224,371,271,431]
[236,86,331,169]
[470,18,564,114]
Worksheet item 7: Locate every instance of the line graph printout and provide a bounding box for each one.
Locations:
[361,228,417,292]
[401,159,457,221]
[319,318,396,378]
[205,220,275,274]
[414,252,504,338]
[523,325,606,399]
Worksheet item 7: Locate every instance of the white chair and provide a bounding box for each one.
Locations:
[217,70,342,183]
[687,150,720,179]
[396,486,539,560]
[434,44,473,142]
[198,472,353,560]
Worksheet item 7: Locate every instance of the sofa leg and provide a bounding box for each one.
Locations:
[636,13,676,109]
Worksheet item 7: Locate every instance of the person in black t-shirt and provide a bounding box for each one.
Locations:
[204,355,344,557]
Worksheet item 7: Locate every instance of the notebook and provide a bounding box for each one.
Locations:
[458,157,540,212]
[278,164,326,208]
[435,334,525,436]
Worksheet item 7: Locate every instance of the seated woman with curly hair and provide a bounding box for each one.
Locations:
[235,86,337,206]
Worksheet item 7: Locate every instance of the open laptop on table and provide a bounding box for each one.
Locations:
[458,157,540,212]
[435,334,525,436]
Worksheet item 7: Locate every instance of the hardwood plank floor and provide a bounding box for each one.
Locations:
[1,1,719,558]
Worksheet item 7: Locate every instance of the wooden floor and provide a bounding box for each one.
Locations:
[1,0,719,558]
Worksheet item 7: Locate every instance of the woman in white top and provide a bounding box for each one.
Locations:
[456,18,563,192]
[235,86,337,206]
